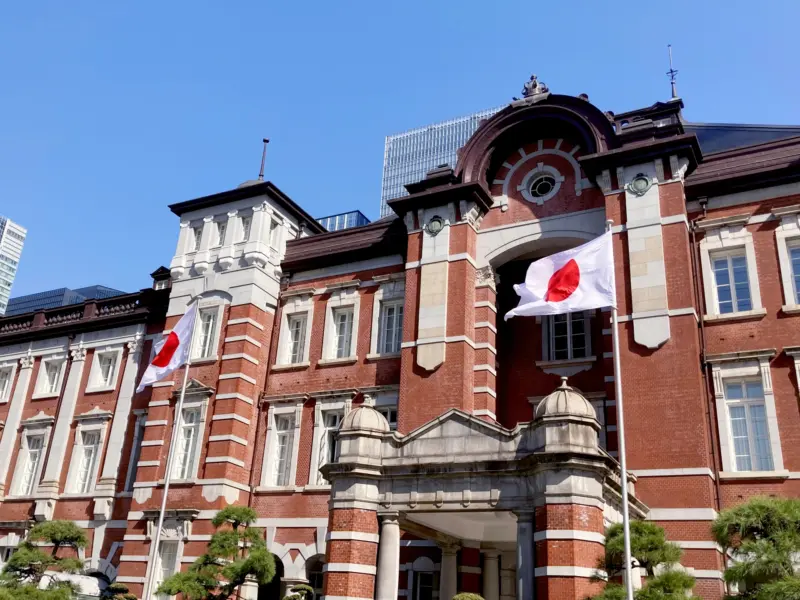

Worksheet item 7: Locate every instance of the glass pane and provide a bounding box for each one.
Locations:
[745,381,764,398]
[749,404,774,471]
[729,405,752,471]
[725,382,744,400]
[713,259,730,283]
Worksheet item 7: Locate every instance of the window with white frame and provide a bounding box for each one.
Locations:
[194,308,219,359]
[154,540,179,600]
[272,415,295,486]
[15,434,45,496]
[332,307,354,358]
[71,430,102,493]
[215,221,227,247]
[788,243,800,305]
[35,358,64,397]
[725,380,774,472]
[173,407,202,480]
[377,407,397,430]
[88,349,120,391]
[287,313,308,364]
[191,226,202,252]
[268,219,279,249]
[240,216,252,242]
[0,365,12,403]
[315,410,343,484]
[711,251,752,314]
[154,279,169,291]
[378,302,403,354]
[124,414,146,492]
[544,311,590,361]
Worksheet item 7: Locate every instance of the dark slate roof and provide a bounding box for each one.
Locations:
[685,123,800,155]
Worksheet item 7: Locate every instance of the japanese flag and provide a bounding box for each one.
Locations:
[136,303,198,392]
[504,231,616,320]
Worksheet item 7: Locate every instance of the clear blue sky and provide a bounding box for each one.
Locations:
[1,0,798,298]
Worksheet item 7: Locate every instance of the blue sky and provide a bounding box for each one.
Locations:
[1,0,798,298]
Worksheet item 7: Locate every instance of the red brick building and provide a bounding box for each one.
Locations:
[2,83,800,600]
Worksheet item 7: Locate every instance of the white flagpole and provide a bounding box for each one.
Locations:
[607,220,635,600]
[142,304,198,600]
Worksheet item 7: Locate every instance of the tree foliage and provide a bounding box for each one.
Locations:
[283,583,314,600]
[712,496,800,599]
[157,505,276,600]
[589,520,694,600]
[101,582,137,600]
[452,594,485,600]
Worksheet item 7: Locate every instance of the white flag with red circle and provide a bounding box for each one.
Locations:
[504,231,616,320]
[136,302,198,393]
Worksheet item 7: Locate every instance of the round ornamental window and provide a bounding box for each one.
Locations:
[629,174,652,196]
[426,216,444,236]
[529,174,557,198]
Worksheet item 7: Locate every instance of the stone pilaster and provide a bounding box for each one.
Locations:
[0,354,35,498]
[439,545,459,600]
[374,511,400,600]
[482,550,501,600]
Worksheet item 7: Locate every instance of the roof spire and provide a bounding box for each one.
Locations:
[667,44,679,99]
[257,138,270,181]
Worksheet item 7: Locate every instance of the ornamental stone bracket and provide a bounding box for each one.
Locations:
[142,509,200,541]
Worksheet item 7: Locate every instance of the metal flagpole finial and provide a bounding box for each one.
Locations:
[667,44,679,99]
[258,138,270,181]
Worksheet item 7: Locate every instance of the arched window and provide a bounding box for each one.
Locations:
[411,557,436,600]
[305,554,325,598]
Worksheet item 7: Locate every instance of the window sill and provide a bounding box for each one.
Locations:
[535,356,597,377]
[271,362,310,372]
[60,492,97,499]
[317,356,359,367]
[719,470,789,480]
[782,304,800,315]
[366,352,401,361]
[85,385,116,395]
[190,356,219,365]
[253,485,304,494]
[303,484,332,491]
[31,391,59,400]
[703,308,767,323]
[4,495,36,501]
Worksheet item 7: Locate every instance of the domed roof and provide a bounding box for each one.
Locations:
[534,377,597,421]
[341,403,390,433]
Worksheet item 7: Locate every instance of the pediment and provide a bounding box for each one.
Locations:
[173,378,215,398]
[75,406,113,422]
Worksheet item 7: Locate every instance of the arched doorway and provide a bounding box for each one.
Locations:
[304,554,325,599]
[257,553,284,600]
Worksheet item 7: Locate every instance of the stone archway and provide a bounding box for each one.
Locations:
[257,554,284,600]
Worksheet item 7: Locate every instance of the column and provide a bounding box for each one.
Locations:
[439,545,458,600]
[515,512,534,600]
[499,551,516,600]
[94,334,144,518]
[0,355,35,498]
[482,550,500,600]
[36,345,88,521]
[169,221,191,278]
[374,511,400,600]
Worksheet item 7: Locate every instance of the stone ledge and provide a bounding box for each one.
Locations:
[703,308,767,323]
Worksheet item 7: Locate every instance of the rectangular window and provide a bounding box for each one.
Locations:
[240,216,252,242]
[154,279,168,291]
[155,541,179,600]
[95,352,117,388]
[547,312,588,360]
[192,226,202,251]
[378,302,403,354]
[288,314,307,364]
[215,221,227,247]
[74,430,101,493]
[18,435,44,496]
[725,381,773,471]
[324,412,343,464]
[173,407,201,480]
[0,367,11,402]
[790,245,800,304]
[273,415,295,486]
[124,415,146,492]
[195,309,218,358]
[414,572,435,600]
[333,307,354,358]
[42,361,62,395]
[378,407,398,430]
[712,252,752,314]
[269,220,279,248]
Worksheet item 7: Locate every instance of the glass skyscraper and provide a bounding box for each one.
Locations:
[0,216,27,316]
[379,107,503,217]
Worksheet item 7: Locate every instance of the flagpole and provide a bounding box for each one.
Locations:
[142,303,198,600]
[607,220,635,600]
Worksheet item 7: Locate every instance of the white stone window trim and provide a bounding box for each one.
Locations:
[64,408,113,495]
[0,360,18,404]
[173,396,210,482]
[259,402,303,489]
[193,301,225,361]
[518,163,564,206]
[31,354,67,399]
[368,276,405,358]
[708,353,785,475]
[698,219,765,321]
[124,411,148,492]
[307,396,352,487]
[772,206,800,313]
[9,412,54,498]
[535,312,596,376]
[373,391,399,431]
[321,284,361,362]
[276,292,315,367]
[86,346,124,393]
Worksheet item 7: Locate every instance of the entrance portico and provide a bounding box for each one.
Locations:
[321,380,647,600]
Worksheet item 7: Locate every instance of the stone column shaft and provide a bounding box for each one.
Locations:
[374,512,400,600]
[0,356,35,497]
[516,514,534,600]
[483,550,500,600]
[440,546,458,600]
